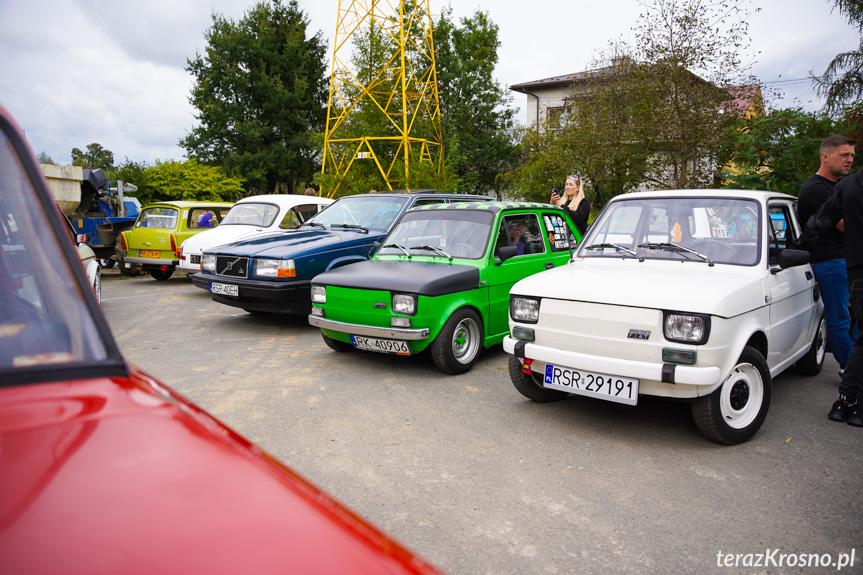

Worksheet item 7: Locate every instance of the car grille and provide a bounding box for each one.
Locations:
[216,256,249,278]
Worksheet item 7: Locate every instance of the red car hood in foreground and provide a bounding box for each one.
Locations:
[0,367,440,575]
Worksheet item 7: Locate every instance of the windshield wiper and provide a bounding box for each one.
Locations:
[382,243,411,258]
[332,223,369,232]
[409,245,452,260]
[584,242,639,258]
[637,242,713,266]
[304,221,325,229]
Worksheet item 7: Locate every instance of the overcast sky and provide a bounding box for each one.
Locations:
[0,0,858,166]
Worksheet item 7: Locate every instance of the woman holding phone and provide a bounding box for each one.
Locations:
[550,175,590,236]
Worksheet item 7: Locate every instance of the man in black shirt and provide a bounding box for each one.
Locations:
[798,136,856,373]
[821,168,863,426]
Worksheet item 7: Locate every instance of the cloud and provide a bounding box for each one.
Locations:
[0,0,859,166]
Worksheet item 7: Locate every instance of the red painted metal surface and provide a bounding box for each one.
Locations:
[0,368,442,575]
[0,102,443,575]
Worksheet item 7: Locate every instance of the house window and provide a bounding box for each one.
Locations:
[545,106,568,130]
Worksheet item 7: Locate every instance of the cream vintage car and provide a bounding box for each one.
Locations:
[504,190,826,444]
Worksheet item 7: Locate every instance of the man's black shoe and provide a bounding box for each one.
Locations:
[847,405,863,427]
[829,399,854,422]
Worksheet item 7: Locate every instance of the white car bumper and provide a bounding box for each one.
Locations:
[503,336,722,399]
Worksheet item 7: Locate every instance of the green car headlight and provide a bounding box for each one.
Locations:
[255,258,296,278]
[510,296,540,323]
[663,312,710,345]
[202,254,215,272]
[311,285,326,304]
[392,293,417,315]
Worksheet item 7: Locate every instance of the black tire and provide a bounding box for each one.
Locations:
[796,314,826,376]
[116,246,142,277]
[430,308,483,374]
[99,257,115,269]
[322,332,354,352]
[691,346,771,444]
[149,268,174,281]
[508,355,568,402]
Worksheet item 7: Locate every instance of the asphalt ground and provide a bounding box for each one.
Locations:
[101,271,862,575]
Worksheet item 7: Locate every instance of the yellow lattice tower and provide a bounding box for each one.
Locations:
[322,0,443,195]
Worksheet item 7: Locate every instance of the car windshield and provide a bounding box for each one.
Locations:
[580,196,762,266]
[0,129,110,378]
[136,207,178,229]
[378,209,494,259]
[305,196,408,232]
[221,202,281,227]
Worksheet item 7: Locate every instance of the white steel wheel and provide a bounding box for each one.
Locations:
[718,363,764,430]
[692,346,771,444]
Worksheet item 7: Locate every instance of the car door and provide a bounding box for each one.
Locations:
[485,211,568,338]
[764,199,816,369]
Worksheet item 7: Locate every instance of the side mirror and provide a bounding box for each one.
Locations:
[777,248,810,270]
[495,245,518,265]
[370,241,381,258]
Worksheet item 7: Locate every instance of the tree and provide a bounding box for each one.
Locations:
[434,8,518,197]
[812,0,863,112]
[107,159,157,206]
[37,151,55,164]
[717,103,861,195]
[144,159,246,202]
[506,0,758,209]
[716,107,836,195]
[181,0,328,195]
[71,143,115,171]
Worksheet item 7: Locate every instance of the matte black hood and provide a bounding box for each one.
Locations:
[314,260,480,297]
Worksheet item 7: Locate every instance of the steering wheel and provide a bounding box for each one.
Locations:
[691,239,739,261]
[449,243,475,257]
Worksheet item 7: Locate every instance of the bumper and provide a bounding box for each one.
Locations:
[503,336,721,397]
[308,315,430,340]
[177,261,201,273]
[192,272,312,314]
[124,257,177,267]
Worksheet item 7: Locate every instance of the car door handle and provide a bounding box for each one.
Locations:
[546,262,554,269]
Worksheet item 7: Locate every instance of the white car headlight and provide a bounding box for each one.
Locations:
[202,254,216,272]
[663,312,710,345]
[255,258,296,278]
[311,285,326,304]
[392,293,416,315]
[510,297,540,323]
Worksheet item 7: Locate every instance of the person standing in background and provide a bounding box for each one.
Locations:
[550,175,590,236]
[798,135,856,374]
[820,167,863,427]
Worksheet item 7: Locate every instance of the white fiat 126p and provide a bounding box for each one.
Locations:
[504,190,826,444]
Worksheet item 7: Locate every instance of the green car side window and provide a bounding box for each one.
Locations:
[495,214,545,257]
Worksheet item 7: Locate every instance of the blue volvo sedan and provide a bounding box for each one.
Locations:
[192,191,491,314]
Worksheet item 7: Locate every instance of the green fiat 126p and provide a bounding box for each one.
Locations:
[308,202,582,374]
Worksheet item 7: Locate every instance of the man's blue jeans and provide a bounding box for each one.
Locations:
[812,259,856,369]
